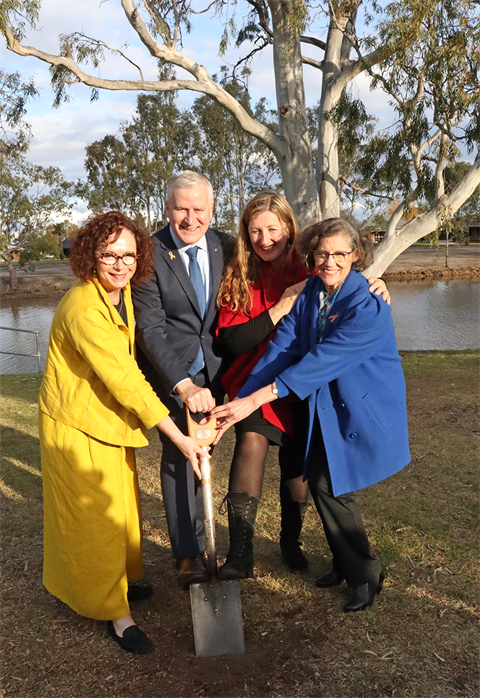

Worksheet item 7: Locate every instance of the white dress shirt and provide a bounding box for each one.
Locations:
[169,226,211,304]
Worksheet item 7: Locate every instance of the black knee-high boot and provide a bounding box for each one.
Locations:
[279,480,309,572]
[219,491,260,580]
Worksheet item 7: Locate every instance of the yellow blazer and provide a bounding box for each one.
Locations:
[39,277,169,447]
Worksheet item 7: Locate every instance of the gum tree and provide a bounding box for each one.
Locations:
[2,0,479,274]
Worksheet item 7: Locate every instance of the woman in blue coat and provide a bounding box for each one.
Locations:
[212,218,410,612]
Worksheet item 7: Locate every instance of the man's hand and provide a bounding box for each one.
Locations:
[176,379,215,414]
[368,277,390,305]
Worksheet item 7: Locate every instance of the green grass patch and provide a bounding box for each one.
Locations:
[1,352,478,697]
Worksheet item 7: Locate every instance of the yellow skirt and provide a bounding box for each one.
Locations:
[39,411,143,620]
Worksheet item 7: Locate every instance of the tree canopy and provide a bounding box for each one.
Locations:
[2,0,479,274]
[79,67,281,233]
[0,68,74,289]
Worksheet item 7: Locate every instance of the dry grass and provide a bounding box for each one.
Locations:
[1,350,479,698]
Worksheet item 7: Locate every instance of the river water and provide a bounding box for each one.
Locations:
[1,279,479,374]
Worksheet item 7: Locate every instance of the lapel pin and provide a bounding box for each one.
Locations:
[169,251,176,260]
[214,248,219,252]
[329,313,339,322]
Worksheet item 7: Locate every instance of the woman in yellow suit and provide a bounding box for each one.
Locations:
[39,211,205,654]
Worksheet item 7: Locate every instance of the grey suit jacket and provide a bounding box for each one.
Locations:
[132,225,234,405]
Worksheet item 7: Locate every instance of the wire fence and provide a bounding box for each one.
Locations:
[0,326,42,373]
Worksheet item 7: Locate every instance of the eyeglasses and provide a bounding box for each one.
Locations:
[313,250,354,263]
[97,252,138,266]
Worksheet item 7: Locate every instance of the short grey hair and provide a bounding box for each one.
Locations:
[298,217,374,271]
[167,170,214,205]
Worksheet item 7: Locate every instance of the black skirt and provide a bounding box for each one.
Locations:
[234,407,285,446]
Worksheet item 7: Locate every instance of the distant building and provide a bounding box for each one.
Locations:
[62,239,72,258]
[468,220,480,242]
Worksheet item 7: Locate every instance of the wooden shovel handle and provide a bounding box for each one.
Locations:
[199,448,217,578]
[186,406,217,578]
[185,406,217,447]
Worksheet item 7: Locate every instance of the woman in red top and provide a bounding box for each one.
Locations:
[216,192,311,578]
[216,192,389,581]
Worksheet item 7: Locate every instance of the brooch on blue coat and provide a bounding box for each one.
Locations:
[329,313,339,322]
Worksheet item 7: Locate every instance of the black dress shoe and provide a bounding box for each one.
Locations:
[343,571,385,613]
[107,621,153,654]
[127,581,153,602]
[176,557,208,590]
[315,568,344,588]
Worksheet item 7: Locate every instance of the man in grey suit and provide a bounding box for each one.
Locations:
[132,171,234,589]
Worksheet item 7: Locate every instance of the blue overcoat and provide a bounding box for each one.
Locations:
[238,270,410,496]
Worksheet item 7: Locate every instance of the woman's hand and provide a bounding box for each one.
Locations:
[210,395,259,444]
[210,383,278,444]
[268,279,307,325]
[174,435,208,479]
[367,278,390,305]
[155,415,207,478]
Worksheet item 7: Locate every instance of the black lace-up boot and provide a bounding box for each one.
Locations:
[218,491,259,580]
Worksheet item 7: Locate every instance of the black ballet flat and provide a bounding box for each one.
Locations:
[107,621,153,654]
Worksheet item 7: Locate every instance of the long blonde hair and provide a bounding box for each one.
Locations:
[218,192,300,314]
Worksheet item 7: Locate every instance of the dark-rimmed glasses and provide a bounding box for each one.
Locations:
[97,252,138,266]
[313,250,354,263]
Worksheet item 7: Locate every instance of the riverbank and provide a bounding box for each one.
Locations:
[0,261,74,299]
[1,245,479,298]
[1,350,478,697]
[381,244,480,281]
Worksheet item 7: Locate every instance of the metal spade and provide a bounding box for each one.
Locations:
[186,406,245,657]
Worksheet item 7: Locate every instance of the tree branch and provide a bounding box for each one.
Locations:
[233,38,271,74]
[337,45,401,92]
[245,0,273,39]
[300,35,326,51]
[65,33,145,81]
[365,156,480,276]
[4,6,285,160]
[302,55,323,70]
[188,1,218,16]
[141,0,172,47]
[340,175,394,201]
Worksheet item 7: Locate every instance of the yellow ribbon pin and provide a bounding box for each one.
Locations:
[169,251,176,260]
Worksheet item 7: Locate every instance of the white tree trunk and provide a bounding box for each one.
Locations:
[316,19,347,220]
[364,157,480,276]
[268,1,320,228]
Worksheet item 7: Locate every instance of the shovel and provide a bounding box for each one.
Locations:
[186,407,245,657]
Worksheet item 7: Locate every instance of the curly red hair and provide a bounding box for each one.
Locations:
[69,211,154,285]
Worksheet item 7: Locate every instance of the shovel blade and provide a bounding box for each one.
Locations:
[190,579,245,657]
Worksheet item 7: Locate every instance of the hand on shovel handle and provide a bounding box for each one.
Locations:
[186,407,218,578]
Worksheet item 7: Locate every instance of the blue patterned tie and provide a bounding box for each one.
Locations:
[186,246,206,317]
[186,246,205,375]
